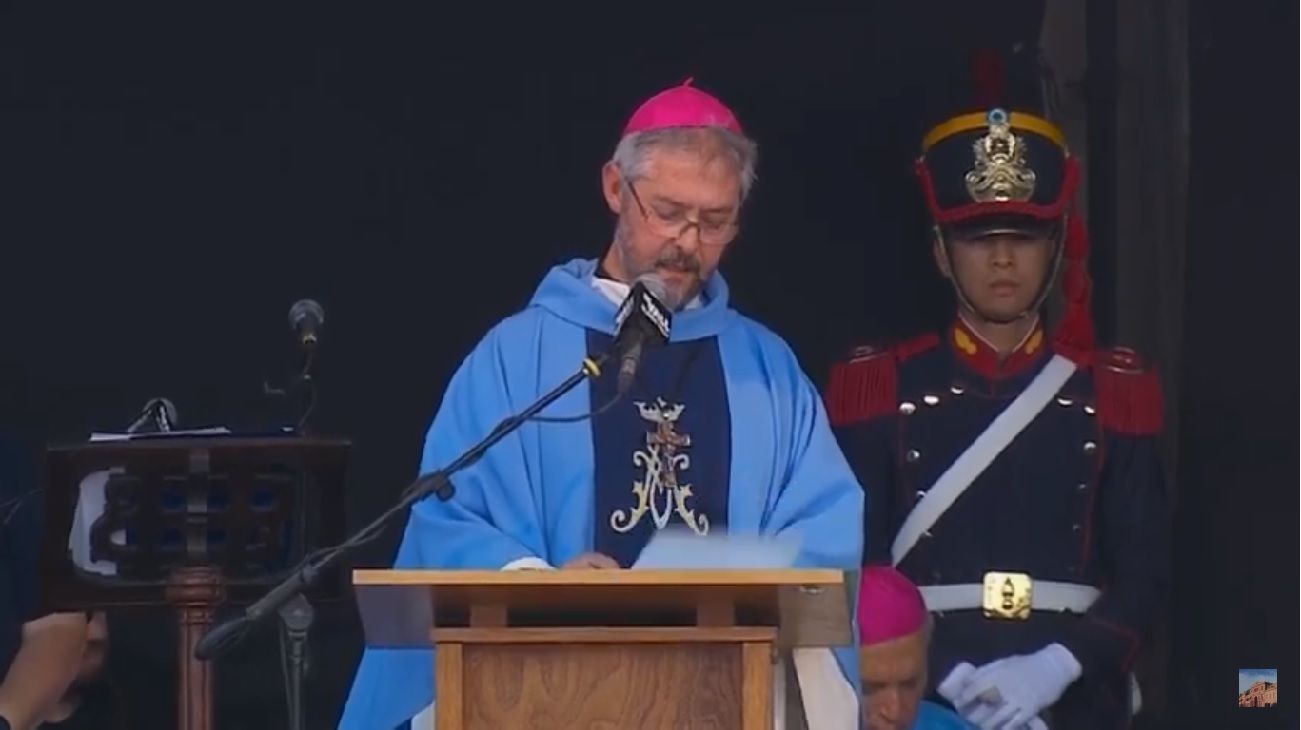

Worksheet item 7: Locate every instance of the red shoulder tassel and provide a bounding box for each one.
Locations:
[826,348,897,427]
[895,333,940,362]
[1094,348,1165,435]
[1052,165,1096,367]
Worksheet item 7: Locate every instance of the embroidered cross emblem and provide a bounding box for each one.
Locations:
[610,397,710,536]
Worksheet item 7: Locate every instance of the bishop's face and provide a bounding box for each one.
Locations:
[601,142,741,308]
[860,630,929,730]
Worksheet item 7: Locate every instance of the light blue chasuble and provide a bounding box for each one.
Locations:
[338,258,864,729]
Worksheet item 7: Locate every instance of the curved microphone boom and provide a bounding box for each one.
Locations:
[195,348,613,663]
[198,280,677,665]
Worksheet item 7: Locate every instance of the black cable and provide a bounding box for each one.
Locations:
[526,389,627,423]
[0,487,41,530]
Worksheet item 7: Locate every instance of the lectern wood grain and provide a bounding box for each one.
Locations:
[167,566,225,730]
[741,642,773,730]
[352,569,852,729]
[435,643,464,729]
[462,642,741,729]
[436,627,776,730]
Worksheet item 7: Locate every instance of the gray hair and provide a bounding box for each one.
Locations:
[611,127,759,201]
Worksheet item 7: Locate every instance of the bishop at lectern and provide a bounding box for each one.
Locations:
[339,78,865,730]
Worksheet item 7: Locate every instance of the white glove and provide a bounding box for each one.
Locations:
[956,701,1050,730]
[936,662,1053,729]
[938,664,1011,728]
[938,663,1027,728]
[949,644,1082,729]
[937,661,978,705]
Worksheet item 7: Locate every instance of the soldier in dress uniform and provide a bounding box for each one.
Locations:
[825,53,1171,729]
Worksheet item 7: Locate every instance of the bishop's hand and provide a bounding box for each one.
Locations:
[561,552,621,569]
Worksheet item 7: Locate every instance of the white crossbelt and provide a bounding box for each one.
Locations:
[919,582,1101,614]
[891,354,1077,566]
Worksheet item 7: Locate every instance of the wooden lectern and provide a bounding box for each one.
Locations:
[38,434,350,730]
[352,568,852,730]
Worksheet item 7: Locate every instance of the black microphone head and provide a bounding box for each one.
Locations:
[288,299,324,347]
[635,272,682,311]
[154,397,178,430]
[615,273,678,330]
[631,273,675,343]
[127,397,179,434]
[288,299,324,328]
[613,272,677,394]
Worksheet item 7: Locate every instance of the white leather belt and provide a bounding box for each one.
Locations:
[920,580,1101,614]
[920,579,1142,716]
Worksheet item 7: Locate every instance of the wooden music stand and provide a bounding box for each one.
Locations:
[352,568,852,730]
[37,434,350,730]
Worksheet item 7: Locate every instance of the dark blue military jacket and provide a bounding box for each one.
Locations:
[826,319,1170,730]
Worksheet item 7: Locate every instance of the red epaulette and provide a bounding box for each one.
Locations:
[895,332,940,362]
[1093,346,1165,435]
[824,334,938,427]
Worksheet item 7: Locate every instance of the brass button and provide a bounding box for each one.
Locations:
[899,402,917,415]
[906,449,921,463]
[923,394,940,406]
[1083,441,1097,455]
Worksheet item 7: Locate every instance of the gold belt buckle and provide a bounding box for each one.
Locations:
[982,571,1033,620]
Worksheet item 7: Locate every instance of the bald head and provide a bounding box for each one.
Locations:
[858,567,932,730]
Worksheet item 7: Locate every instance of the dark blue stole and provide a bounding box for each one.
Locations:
[585,330,732,568]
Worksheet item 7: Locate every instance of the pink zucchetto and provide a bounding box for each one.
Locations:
[622,77,744,136]
[858,566,929,646]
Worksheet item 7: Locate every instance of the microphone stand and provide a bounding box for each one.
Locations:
[193,354,609,724]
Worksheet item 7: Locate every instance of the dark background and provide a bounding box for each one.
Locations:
[0,2,1294,729]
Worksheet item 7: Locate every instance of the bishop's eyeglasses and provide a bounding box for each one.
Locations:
[623,177,740,246]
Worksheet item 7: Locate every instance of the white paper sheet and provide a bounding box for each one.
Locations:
[631,527,802,570]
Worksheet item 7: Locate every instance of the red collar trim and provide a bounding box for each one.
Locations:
[950,316,1047,379]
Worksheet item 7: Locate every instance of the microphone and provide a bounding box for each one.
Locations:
[612,273,677,393]
[198,324,615,666]
[288,299,324,350]
[126,397,178,434]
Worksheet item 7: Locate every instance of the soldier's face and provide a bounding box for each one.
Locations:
[860,630,929,730]
[935,229,1055,322]
[601,142,741,308]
